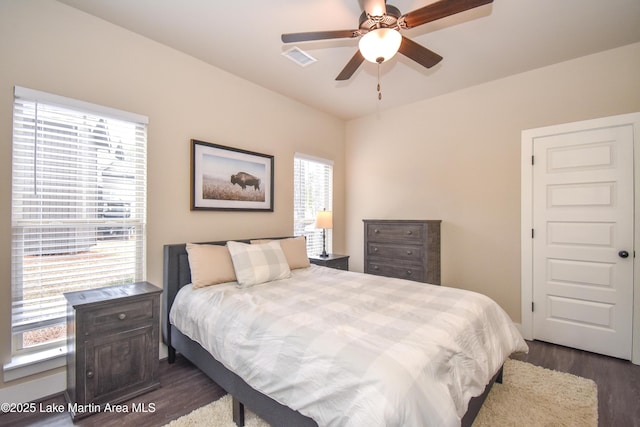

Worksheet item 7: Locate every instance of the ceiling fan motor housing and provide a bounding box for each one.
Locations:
[359,5,401,33]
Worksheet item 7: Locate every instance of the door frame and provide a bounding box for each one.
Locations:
[521,112,640,365]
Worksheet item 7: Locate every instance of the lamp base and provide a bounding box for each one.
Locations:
[319,229,329,258]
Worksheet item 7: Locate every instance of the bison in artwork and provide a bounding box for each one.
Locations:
[230,172,261,190]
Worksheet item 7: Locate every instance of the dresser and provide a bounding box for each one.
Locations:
[64,282,161,420]
[363,219,441,284]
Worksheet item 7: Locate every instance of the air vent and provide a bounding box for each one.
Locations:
[282,47,317,67]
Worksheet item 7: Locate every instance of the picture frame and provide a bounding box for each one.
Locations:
[191,139,274,211]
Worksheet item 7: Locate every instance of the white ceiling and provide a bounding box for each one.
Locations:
[57,0,640,120]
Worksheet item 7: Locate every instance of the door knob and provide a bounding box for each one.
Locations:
[618,250,629,259]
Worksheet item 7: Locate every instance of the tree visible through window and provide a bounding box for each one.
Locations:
[10,87,147,355]
[293,154,333,256]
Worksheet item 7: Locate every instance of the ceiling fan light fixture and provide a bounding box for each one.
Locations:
[358,28,402,64]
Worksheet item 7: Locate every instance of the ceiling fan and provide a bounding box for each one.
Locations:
[281,0,494,81]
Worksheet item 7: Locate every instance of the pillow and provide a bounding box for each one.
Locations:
[185,243,237,289]
[251,236,310,270]
[227,240,291,288]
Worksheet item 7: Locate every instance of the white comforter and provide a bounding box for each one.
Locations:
[170,265,528,427]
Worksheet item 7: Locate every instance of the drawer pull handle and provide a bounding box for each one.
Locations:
[406,270,412,276]
[374,229,379,234]
[118,313,127,320]
[86,370,94,379]
[406,250,413,255]
[407,230,413,235]
[373,265,379,270]
[373,247,378,252]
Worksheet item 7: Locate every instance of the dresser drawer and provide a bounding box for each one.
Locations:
[367,262,425,282]
[82,297,154,334]
[367,243,423,262]
[366,223,424,244]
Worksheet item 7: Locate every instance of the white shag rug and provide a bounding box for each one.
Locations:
[164,359,598,427]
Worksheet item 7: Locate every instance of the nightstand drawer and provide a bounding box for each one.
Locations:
[327,257,349,270]
[309,254,349,271]
[83,298,154,333]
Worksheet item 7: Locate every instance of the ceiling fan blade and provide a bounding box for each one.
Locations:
[282,30,359,43]
[362,0,387,16]
[398,36,443,68]
[402,0,493,29]
[335,50,365,81]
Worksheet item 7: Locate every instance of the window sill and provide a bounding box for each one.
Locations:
[3,346,67,382]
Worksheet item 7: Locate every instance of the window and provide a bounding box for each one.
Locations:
[10,87,147,356]
[293,153,333,256]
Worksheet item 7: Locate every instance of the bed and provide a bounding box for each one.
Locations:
[163,237,528,427]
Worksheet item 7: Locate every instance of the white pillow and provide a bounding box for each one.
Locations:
[227,240,291,288]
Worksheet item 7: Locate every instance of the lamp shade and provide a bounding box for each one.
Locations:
[315,210,333,229]
[358,28,402,64]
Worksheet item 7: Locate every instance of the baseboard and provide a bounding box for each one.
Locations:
[160,342,168,359]
[0,371,66,404]
[513,322,523,336]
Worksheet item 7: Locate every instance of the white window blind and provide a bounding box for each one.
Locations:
[11,87,147,355]
[293,153,333,256]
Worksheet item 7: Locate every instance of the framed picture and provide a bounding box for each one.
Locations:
[191,139,274,211]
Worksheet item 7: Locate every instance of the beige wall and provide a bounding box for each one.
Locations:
[2,0,639,396]
[0,0,345,388]
[345,42,640,322]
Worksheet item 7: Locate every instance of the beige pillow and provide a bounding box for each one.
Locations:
[251,236,310,270]
[185,243,237,288]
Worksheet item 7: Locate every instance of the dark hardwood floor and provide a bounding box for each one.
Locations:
[2,340,639,427]
[511,340,640,427]
[0,355,226,427]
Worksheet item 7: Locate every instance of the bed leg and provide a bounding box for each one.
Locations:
[168,346,176,364]
[496,365,504,384]
[232,396,245,427]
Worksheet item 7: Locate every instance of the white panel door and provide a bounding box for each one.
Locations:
[532,125,634,359]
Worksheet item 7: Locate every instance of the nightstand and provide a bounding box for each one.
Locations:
[309,254,350,271]
[64,281,161,420]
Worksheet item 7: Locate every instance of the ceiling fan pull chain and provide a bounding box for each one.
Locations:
[377,62,382,100]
